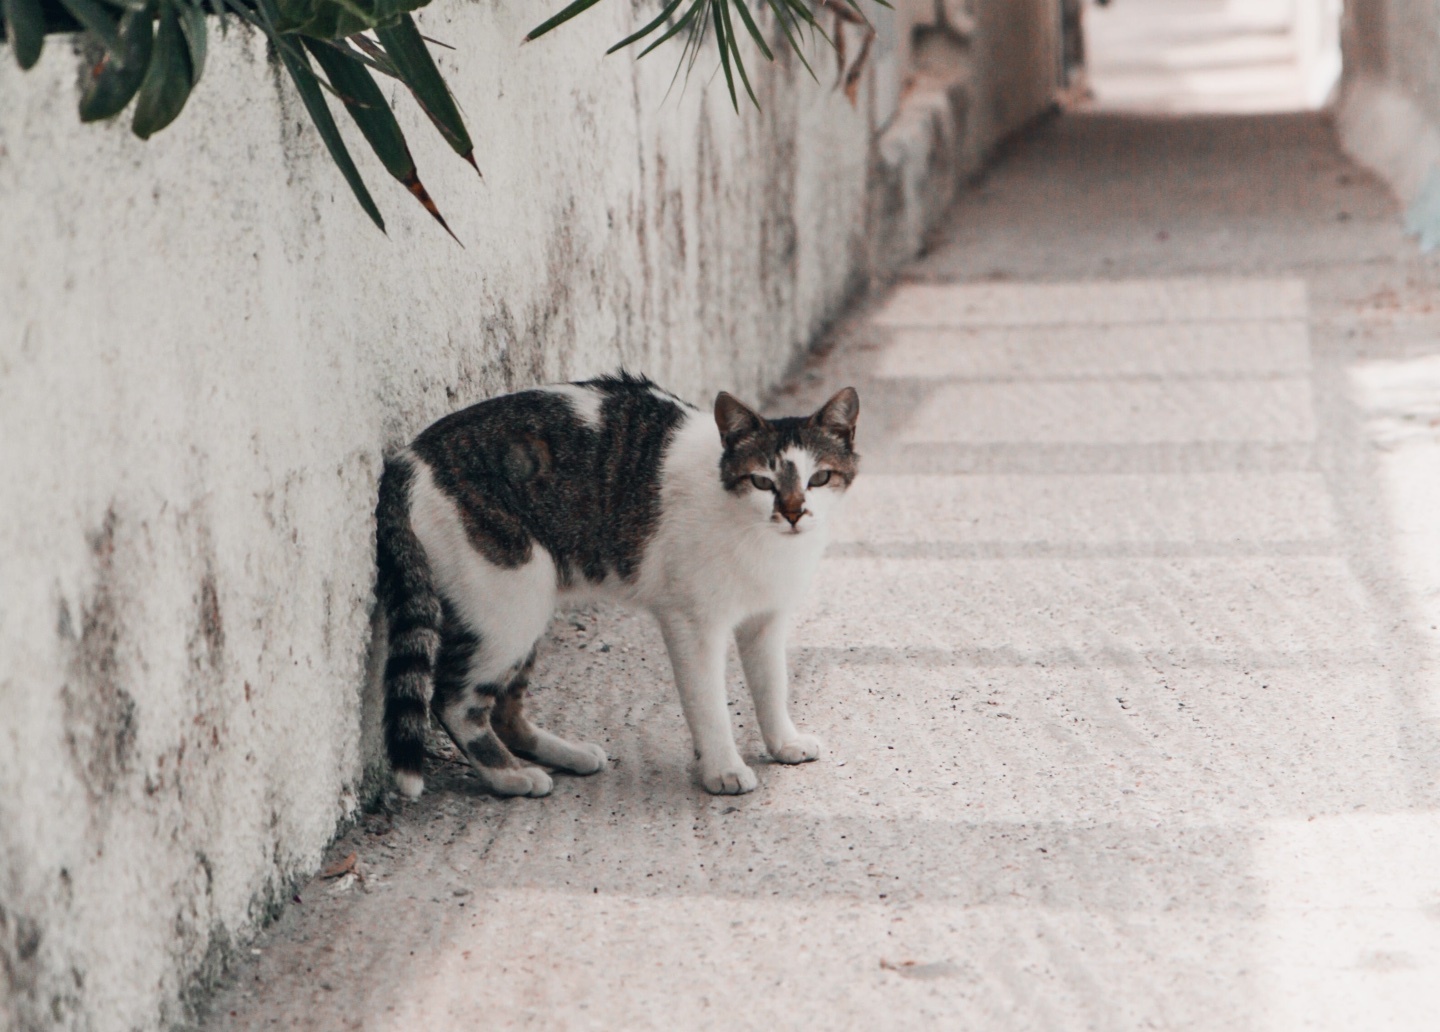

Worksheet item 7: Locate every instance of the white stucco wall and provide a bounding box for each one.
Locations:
[1338,0,1440,247]
[0,4,1059,1030]
[971,0,1062,154]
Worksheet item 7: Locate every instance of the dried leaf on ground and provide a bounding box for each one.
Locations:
[880,958,961,980]
[319,851,359,880]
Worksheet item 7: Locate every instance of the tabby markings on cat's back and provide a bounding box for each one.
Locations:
[374,372,859,799]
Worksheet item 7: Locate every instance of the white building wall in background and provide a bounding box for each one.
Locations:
[1338,0,1440,249]
[1086,0,1342,114]
[1296,0,1344,106]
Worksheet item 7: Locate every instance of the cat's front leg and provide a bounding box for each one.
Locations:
[735,612,822,765]
[659,615,757,794]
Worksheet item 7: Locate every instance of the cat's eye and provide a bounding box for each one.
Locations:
[750,474,775,491]
[808,470,833,488]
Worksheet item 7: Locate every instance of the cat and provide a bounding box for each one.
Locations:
[375,372,859,798]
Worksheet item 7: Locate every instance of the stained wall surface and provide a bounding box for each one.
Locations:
[0,3,1059,1029]
[1376,0,1440,128]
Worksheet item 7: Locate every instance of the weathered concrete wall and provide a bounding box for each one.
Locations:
[873,0,1063,268]
[0,4,1059,1030]
[971,0,1062,155]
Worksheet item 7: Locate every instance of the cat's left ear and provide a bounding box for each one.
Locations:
[809,387,859,444]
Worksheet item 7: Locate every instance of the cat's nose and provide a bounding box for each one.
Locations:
[781,509,803,527]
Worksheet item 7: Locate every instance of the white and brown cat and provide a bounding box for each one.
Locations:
[375,373,859,798]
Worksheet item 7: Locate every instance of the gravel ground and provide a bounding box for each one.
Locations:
[199,107,1440,1031]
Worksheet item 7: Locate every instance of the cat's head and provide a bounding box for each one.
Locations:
[714,387,860,536]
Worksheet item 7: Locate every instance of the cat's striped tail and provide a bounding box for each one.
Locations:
[375,454,441,799]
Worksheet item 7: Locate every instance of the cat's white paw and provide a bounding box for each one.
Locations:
[487,766,554,798]
[395,772,425,799]
[701,761,758,795]
[570,743,608,775]
[770,734,822,765]
[516,767,554,797]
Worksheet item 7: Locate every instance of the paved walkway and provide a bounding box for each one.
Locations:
[205,113,1440,1030]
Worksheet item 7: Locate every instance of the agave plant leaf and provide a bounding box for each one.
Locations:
[778,0,825,37]
[729,0,771,61]
[524,0,605,44]
[303,37,461,243]
[718,0,757,108]
[218,0,261,29]
[710,0,736,110]
[676,0,710,84]
[636,0,705,60]
[344,32,400,77]
[765,0,815,79]
[2,0,46,69]
[177,1,205,80]
[273,0,424,41]
[606,0,682,55]
[57,0,122,52]
[131,2,195,138]
[302,39,408,173]
[275,39,387,230]
[240,0,389,228]
[373,14,478,174]
[79,7,154,121]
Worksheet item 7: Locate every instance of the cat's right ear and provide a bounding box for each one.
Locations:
[715,392,765,443]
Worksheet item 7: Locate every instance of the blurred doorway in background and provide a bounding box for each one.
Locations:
[1080,0,1342,113]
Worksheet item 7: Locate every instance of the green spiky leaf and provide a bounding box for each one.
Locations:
[2,0,45,69]
[79,7,154,121]
[606,0,682,54]
[374,14,477,173]
[766,0,816,80]
[334,33,398,78]
[131,2,195,138]
[177,1,206,81]
[525,0,606,43]
[273,0,427,40]
[304,37,461,242]
[57,0,122,52]
[245,0,388,228]
[276,41,386,230]
[712,0,736,110]
[718,0,757,108]
[637,0,705,59]
[730,0,771,61]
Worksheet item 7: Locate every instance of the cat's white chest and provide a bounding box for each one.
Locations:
[734,527,826,611]
[638,517,825,625]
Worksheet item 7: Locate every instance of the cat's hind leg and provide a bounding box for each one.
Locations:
[426,531,563,796]
[433,615,554,798]
[491,650,607,776]
[437,678,553,798]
